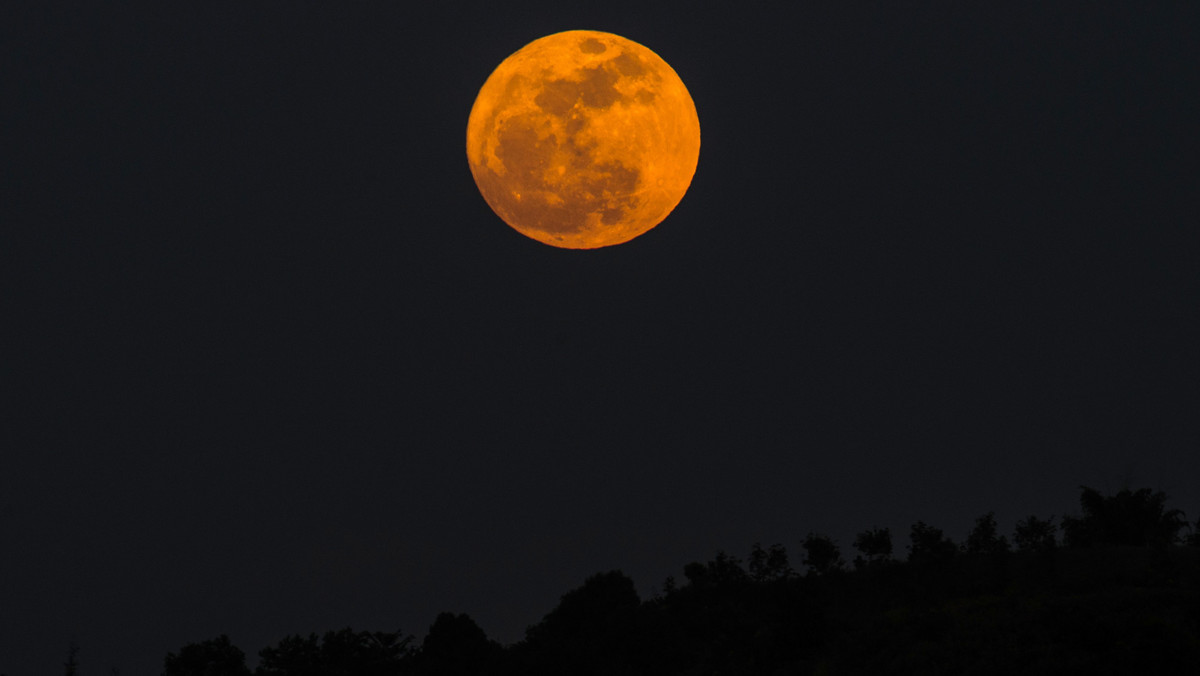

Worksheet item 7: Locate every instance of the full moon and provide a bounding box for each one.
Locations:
[466,30,700,249]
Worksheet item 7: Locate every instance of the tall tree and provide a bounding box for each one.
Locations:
[412,612,502,676]
[519,571,644,675]
[524,570,641,645]
[64,642,79,676]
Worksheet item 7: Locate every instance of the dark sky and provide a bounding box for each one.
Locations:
[3,1,1198,673]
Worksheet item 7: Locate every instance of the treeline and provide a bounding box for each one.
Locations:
[66,486,1200,675]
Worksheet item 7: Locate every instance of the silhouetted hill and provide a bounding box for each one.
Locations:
[816,546,1200,674]
[136,486,1200,675]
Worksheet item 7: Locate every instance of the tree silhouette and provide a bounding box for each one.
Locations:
[1012,514,1057,553]
[801,532,843,575]
[682,551,749,590]
[963,512,1010,556]
[63,642,79,676]
[1061,486,1189,548]
[519,571,644,675]
[852,527,892,569]
[907,521,956,565]
[255,634,319,676]
[255,628,411,676]
[1189,517,1200,547]
[662,551,823,674]
[411,612,502,676]
[748,542,793,581]
[162,635,251,676]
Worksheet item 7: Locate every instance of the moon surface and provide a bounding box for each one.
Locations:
[466,30,700,249]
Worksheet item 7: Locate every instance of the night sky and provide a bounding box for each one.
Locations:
[4,2,1199,674]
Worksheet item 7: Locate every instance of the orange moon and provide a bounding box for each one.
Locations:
[466,30,700,249]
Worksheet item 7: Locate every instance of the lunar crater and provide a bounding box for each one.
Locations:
[535,65,625,115]
[579,37,606,54]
